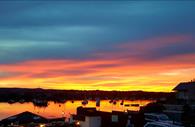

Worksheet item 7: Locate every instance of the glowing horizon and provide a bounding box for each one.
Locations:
[1,48,195,92]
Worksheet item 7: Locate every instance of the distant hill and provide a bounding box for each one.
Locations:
[0,88,173,102]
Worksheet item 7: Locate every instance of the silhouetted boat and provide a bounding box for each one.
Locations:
[131,104,139,107]
[124,104,130,107]
[96,98,100,107]
[113,100,117,105]
[81,99,88,105]
[109,100,113,103]
[120,100,124,105]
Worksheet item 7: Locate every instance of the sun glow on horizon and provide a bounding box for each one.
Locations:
[0,56,195,92]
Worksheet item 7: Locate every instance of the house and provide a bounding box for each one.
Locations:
[0,111,48,126]
[0,111,67,127]
[173,81,195,104]
[161,81,195,123]
[72,106,136,127]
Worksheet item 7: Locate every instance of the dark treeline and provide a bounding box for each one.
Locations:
[0,88,174,102]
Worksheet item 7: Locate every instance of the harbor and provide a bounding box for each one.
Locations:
[0,100,152,121]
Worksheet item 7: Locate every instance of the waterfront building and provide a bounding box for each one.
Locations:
[0,111,47,126]
[173,81,195,104]
[72,106,135,127]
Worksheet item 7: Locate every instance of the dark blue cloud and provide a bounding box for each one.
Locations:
[142,39,195,60]
[0,1,195,63]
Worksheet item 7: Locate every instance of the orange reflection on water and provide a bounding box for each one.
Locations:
[0,100,153,120]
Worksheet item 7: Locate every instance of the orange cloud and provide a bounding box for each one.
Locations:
[0,35,194,92]
[0,52,195,91]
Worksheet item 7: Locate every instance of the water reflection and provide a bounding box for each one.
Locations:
[0,100,153,120]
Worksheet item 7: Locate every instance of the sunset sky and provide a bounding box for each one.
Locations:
[0,1,195,92]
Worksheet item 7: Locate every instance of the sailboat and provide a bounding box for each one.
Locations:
[96,98,100,107]
[120,100,124,105]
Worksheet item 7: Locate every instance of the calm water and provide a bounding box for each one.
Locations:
[0,100,153,120]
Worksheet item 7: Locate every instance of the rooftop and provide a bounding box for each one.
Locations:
[173,81,195,91]
[0,111,48,125]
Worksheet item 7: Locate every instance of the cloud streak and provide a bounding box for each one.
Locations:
[0,51,195,91]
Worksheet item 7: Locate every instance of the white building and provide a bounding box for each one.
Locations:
[73,107,131,127]
[79,116,101,127]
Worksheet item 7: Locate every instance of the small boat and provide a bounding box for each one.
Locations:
[131,104,139,107]
[120,100,124,105]
[113,100,117,105]
[81,99,88,105]
[109,100,113,103]
[96,98,100,107]
[124,104,130,107]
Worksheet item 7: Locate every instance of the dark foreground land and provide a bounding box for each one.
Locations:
[0,88,174,102]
